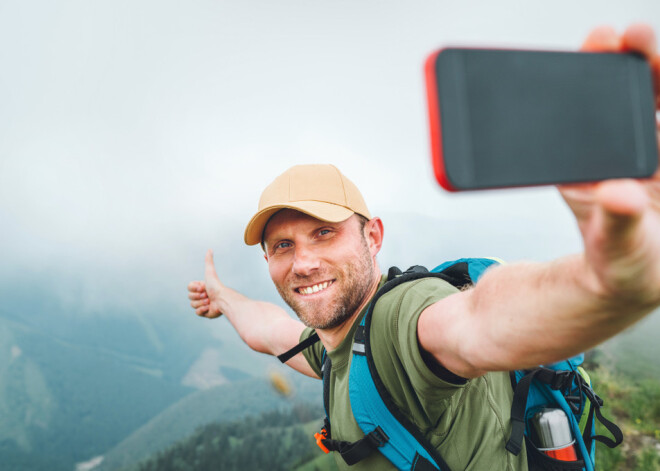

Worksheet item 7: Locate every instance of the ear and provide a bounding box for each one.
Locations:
[364,217,384,257]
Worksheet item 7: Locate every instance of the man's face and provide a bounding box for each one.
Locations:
[263,210,377,330]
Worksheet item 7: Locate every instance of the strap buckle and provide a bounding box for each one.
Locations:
[583,386,604,407]
[366,426,389,448]
[550,370,575,391]
[314,427,330,454]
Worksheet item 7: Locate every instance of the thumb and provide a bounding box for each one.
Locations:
[593,180,648,253]
[597,179,648,219]
[205,249,220,284]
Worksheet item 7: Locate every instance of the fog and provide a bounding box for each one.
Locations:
[1,0,658,316]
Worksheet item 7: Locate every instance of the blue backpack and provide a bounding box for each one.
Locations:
[278,258,622,470]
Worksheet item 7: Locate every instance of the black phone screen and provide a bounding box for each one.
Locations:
[430,49,657,190]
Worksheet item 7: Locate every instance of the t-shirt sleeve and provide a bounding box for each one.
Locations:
[300,327,324,378]
[378,277,466,400]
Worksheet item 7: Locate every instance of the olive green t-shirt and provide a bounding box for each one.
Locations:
[301,276,528,471]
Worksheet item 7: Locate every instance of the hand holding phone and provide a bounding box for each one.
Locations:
[424,25,660,325]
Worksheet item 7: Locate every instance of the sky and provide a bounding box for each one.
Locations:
[1,0,659,315]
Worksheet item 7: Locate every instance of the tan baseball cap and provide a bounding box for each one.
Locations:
[244,164,371,246]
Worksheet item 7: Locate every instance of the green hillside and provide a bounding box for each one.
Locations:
[98,375,322,471]
[1,282,656,471]
[0,313,201,471]
[133,403,333,471]
[584,313,660,470]
[128,347,660,471]
[0,295,256,471]
[587,365,660,470]
[0,279,319,471]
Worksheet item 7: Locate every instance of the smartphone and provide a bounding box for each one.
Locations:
[425,48,658,191]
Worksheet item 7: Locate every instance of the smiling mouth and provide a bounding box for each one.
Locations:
[296,280,334,296]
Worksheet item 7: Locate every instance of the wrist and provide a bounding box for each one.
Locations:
[580,252,660,312]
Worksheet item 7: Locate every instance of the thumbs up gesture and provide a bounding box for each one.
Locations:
[187,250,225,318]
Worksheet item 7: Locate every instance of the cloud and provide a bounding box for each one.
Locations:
[1,0,657,316]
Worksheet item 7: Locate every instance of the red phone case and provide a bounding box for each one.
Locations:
[425,46,540,192]
[425,47,515,192]
[424,47,657,192]
[424,49,455,191]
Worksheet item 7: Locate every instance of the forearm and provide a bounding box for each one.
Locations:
[216,287,302,355]
[216,287,317,378]
[421,254,659,376]
[470,255,649,366]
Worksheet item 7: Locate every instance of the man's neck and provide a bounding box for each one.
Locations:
[316,267,382,352]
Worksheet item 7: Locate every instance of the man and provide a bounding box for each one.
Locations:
[188,25,660,470]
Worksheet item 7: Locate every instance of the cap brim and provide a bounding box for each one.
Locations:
[244,201,355,246]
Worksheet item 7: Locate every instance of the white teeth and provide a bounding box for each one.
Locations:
[298,281,332,295]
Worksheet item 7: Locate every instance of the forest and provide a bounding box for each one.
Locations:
[135,403,330,471]
[135,351,660,471]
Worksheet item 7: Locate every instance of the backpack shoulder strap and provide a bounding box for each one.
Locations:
[296,259,500,469]
[430,257,502,288]
[346,268,453,470]
[277,331,320,364]
[344,259,500,469]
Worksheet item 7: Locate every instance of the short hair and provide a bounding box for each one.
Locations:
[356,214,369,234]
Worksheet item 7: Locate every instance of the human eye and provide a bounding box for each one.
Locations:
[316,227,335,238]
[274,241,292,251]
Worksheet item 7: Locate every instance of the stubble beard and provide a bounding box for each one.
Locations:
[275,241,375,330]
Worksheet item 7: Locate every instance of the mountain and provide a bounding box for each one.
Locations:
[0,277,279,471]
[97,375,322,471]
[124,356,660,471]
[0,271,323,471]
[119,312,660,471]
[1,212,657,471]
[130,403,335,471]
[0,311,200,471]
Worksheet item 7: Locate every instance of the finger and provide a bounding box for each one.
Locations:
[591,180,648,261]
[622,23,657,61]
[188,291,208,301]
[205,249,219,283]
[622,24,660,110]
[187,281,205,292]
[597,179,649,217]
[557,182,598,220]
[196,305,210,317]
[581,25,621,53]
[653,54,660,109]
[190,298,210,309]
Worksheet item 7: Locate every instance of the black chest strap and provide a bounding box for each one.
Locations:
[277,332,320,363]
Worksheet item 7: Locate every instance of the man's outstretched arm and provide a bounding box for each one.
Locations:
[419,23,660,379]
[188,250,318,379]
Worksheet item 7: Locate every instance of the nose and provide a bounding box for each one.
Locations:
[292,245,320,277]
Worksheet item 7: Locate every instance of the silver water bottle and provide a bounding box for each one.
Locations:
[531,408,579,461]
